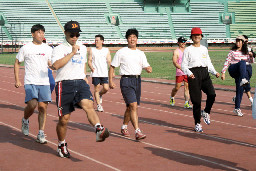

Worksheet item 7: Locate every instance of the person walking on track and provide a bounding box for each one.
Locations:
[88,34,111,112]
[109,28,152,140]
[14,24,52,144]
[221,35,254,117]
[51,21,109,158]
[181,27,220,132]
[170,36,192,109]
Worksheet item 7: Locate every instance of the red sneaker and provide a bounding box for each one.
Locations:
[121,128,130,137]
[135,131,146,140]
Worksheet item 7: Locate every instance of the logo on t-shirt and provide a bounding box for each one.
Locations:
[38,53,45,56]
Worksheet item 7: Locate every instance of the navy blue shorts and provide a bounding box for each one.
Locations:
[55,79,94,116]
[92,77,108,86]
[120,76,141,106]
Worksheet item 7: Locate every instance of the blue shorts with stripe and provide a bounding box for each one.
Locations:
[55,79,93,116]
[120,76,141,107]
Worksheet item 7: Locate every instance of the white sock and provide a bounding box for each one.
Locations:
[170,96,174,99]
[95,123,102,129]
[23,118,29,124]
[135,128,141,133]
[58,140,66,146]
[185,101,188,104]
[249,97,253,103]
[121,125,128,129]
[38,130,44,135]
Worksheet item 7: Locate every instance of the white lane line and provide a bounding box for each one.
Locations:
[0,121,120,171]
[1,99,255,149]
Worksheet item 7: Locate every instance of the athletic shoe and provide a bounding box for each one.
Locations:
[233,109,243,117]
[135,131,146,140]
[96,125,109,142]
[240,78,249,86]
[100,95,103,104]
[57,143,70,158]
[201,110,210,125]
[36,132,47,144]
[232,96,236,103]
[97,104,104,112]
[21,118,29,136]
[170,98,175,106]
[121,128,130,137]
[184,102,192,109]
[194,123,203,132]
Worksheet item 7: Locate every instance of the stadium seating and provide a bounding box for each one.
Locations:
[0,0,61,40]
[228,1,256,38]
[171,1,227,38]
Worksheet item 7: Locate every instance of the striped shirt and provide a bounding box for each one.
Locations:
[221,50,254,73]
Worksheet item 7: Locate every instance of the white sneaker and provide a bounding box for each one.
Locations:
[240,78,249,86]
[36,133,47,144]
[201,110,210,125]
[100,95,103,104]
[233,109,243,117]
[21,118,29,136]
[97,104,104,112]
[194,123,203,132]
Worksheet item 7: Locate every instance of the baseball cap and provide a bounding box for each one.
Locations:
[191,27,202,35]
[178,37,187,43]
[64,20,82,33]
[236,35,246,42]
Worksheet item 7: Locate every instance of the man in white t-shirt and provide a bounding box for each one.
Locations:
[88,34,111,112]
[51,21,109,158]
[14,24,52,144]
[109,28,152,140]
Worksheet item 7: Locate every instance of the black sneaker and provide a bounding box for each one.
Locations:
[57,143,70,158]
[96,125,109,142]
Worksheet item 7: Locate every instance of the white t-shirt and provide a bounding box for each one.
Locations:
[90,47,109,77]
[181,45,217,76]
[51,40,87,82]
[111,47,150,75]
[16,42,52,85]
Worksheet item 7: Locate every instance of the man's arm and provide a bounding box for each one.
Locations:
[87,48,94,72]
[172,49,181,69]
[52,44,79,70]
[109,66,116,89]
[14,59,22,88]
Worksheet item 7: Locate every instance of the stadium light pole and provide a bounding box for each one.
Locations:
[1,26,3,54]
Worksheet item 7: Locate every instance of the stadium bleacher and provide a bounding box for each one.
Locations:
[0,0,256,43]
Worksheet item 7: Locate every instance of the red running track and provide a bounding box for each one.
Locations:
[0,66,256,171]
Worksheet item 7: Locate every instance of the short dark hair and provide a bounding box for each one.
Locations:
[125,28,138,39]
[31,24,45,33]
[95,34,104,41]
[243,35,248,40]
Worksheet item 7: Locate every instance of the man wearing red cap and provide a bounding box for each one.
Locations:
[181,27,220,132]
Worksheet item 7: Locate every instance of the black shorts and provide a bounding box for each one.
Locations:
[92,77,108,86]
[55,79,93,116]
[120,76,141,107]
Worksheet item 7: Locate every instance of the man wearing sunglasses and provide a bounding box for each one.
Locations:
[170,37,192,109]
[51,21,109,158]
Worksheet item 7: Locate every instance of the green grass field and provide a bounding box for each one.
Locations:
[1,50,255,86]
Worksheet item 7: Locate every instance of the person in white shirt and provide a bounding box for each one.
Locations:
[88,35,111,112]
[109,28,152,140]
[181,27,220,132]
[51,21,109,158]
[14,24,52,144]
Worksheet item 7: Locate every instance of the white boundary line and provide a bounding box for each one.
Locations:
[0,121,120,171]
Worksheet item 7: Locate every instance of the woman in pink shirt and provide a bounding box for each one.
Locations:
[221,35,254,117]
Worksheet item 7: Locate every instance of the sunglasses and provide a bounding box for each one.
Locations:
[179,41,187,43]
[70,33,80,38]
